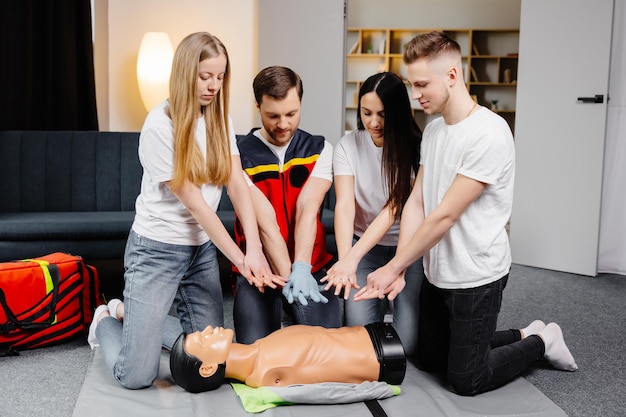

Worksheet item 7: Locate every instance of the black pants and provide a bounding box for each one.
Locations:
[233,271,341,344]
[417,274,545,395]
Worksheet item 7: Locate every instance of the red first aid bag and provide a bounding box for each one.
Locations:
[0,252,100,356]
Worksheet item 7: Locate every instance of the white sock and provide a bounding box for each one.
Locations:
[107,299,124,321]
[521,320,546,339]
[539,323,578,371]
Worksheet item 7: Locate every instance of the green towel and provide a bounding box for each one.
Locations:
[231,381,401,413]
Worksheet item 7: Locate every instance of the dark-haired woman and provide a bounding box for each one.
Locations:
[323,72,423,356]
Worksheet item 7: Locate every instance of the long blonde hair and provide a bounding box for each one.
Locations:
[168,32,232,190]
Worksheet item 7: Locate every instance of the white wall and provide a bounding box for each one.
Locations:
[599,0,626,274]
[258,0,346,144]
[94,0,523,134]
[347,0,521,28]
[94,0,258,133]
[95,0,522,134]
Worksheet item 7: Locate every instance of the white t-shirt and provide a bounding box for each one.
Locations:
[333,129,399,246]
[420,107,515,289]
[243,129,333,186]
[132,100,238,246]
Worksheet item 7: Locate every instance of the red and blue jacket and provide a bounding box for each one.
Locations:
[234,128,332,273]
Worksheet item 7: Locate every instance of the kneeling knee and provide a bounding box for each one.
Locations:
[449,375,480,396]
[116,374,153,390]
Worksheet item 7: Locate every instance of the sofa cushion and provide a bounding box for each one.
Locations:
[0,240,129,263]
[0,131,141,213]
[0,212,134,240]
[0,130,336,264]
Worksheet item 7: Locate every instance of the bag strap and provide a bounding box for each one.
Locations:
[365,399,389,417]
[0,260,61,332]
[0,288,20,332]
[21,259,55,294]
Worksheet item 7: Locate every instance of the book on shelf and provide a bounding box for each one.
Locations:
[378,35,386,54]
[470,66,479,82]
[349,39,360,54]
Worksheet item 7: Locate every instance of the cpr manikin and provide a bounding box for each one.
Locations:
[170,322,406,393]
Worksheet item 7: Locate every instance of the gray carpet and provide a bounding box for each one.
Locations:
[1,263,625,417]
[497,264,626,417]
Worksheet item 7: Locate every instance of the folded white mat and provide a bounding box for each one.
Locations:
[73,348,567,417]
[231,381,400,413]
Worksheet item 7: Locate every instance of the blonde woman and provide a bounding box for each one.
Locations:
[87,32,279,389]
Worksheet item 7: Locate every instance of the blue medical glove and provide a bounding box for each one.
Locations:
[282,261,329,306]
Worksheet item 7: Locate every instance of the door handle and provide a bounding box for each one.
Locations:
[577,94,604,103]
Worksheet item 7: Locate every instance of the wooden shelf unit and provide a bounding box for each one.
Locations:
[345,28,519,132]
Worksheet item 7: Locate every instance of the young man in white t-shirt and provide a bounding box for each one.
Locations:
[354,31,577,396]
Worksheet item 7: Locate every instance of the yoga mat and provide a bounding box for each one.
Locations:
[73,348,567,416]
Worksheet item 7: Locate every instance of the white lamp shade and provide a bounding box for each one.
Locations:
[137,32,174,112]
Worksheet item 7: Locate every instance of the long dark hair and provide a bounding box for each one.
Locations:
[357,72,422,219]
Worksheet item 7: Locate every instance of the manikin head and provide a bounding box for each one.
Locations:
[170,326,234,393]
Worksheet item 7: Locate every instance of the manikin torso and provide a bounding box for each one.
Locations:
[225,325,380,387]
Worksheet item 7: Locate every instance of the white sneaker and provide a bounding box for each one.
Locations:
[88,305,109,350]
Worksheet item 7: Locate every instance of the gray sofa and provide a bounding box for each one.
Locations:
[0,130,336,265]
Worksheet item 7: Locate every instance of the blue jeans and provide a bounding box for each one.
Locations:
[417,275,545,395]
[96,230,223,389]
[343,238,424,356]
[233,268,341,344]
